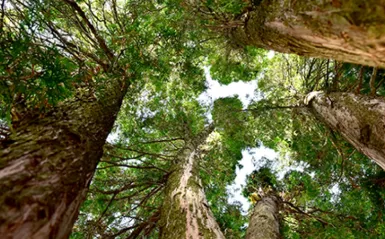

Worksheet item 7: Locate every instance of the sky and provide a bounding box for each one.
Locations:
[198,63,279,212]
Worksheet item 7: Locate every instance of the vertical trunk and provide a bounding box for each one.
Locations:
[159,125,225,239]
[0,78,127,238]
[305,92,385,170]
[246,195,281,239]
[230,0,385,67]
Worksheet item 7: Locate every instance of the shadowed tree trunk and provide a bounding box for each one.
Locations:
[230,0,385,68]
[0,77,128,238]
[159,125,225,239]
[246,194,281,239]
[305,92,385,170]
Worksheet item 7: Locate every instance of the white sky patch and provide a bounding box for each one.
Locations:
[198,66,259,108]
[227,147,278,212]
[198,67,279,213]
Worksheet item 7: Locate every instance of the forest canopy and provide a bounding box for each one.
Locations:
[1,0,385,239]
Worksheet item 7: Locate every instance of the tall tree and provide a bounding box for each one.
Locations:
[0,0,227,237]
[243,167,281,239]
[70,68,249,238]
[305,92,385,170]
[0,1,130,235]
[158,124,225,239]
[248,53,385,169]
[228,0,385,67]
[0,73,128,238]
[246,193,281,239]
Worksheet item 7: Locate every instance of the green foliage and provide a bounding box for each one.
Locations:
[243,164,279,197]
[5,0,385,237]
[0,32,78,122]
[209,47,266,84]
[244,52,385,238]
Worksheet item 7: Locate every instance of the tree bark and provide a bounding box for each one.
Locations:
[230,0,385,68]
[305,92,385,170]
[159,125,225,239]
[0,78,127,238]
[246,195,281,239]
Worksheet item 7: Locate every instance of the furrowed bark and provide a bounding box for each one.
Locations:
[230,0,385,68]
[0,77,128,239]
[159,125,225,239]
[305,92,385,170]
[246,195,281,239]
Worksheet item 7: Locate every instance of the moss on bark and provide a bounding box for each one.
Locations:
[0,77,127,238]
[159,126,224,239]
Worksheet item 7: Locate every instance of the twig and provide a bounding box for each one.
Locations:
[370,67,378,96]
[355,66,364,94]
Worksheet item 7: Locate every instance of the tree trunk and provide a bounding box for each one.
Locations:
[0,78,127,238]
[159,125,225,239]
[245,195,281,239]
[230,0,385,68]
[305,92,385,170]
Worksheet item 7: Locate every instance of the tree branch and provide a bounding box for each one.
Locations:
[64,0,115,61]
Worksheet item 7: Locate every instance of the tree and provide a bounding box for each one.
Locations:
[227,0,385,67]
[246,193,281,239]
[245,167,281,239]
[242,157,385,239]
[305,92,385,170]
[243,54,385,237]
[158,124,225,239]
[0,0,229,237]
[70,68,250,238]
[248,52,385,170]
[0,73,127,238]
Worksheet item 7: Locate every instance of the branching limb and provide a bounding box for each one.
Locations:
[283,201,333,227]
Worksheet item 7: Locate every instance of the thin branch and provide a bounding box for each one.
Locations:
[0,0,5,32]
[109,145,176,160]
[125,210,161,239]
[129,138,185,145]
[244,105,307,112]
[64,0,115,61]
[370,67,378,96]
[283,201,333,227]
[356,66,364,94]
[98,160,168,173]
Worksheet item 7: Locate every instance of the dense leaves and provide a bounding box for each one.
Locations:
[2,0,385,238]
[243,53,385,238]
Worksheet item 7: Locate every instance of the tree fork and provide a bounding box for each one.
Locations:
[0,77,128,238]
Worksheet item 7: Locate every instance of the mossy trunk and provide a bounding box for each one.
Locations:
[159,125,224,239]
[246,195,281,239]
[306,92,385,170]
[230,0,385,68]
[0,78,127,238]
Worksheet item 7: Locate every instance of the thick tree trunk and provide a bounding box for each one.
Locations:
[230,0,385,68]
[305,92,385,170]
[246,195,281,239]
[0,78,127,238]
[159,125,225,239]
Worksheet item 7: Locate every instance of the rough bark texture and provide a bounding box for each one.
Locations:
[230,0,385,68]
[159,125,225,239]
[246,195,281,239]
[306,92,385,170]
[0,78,127,239]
